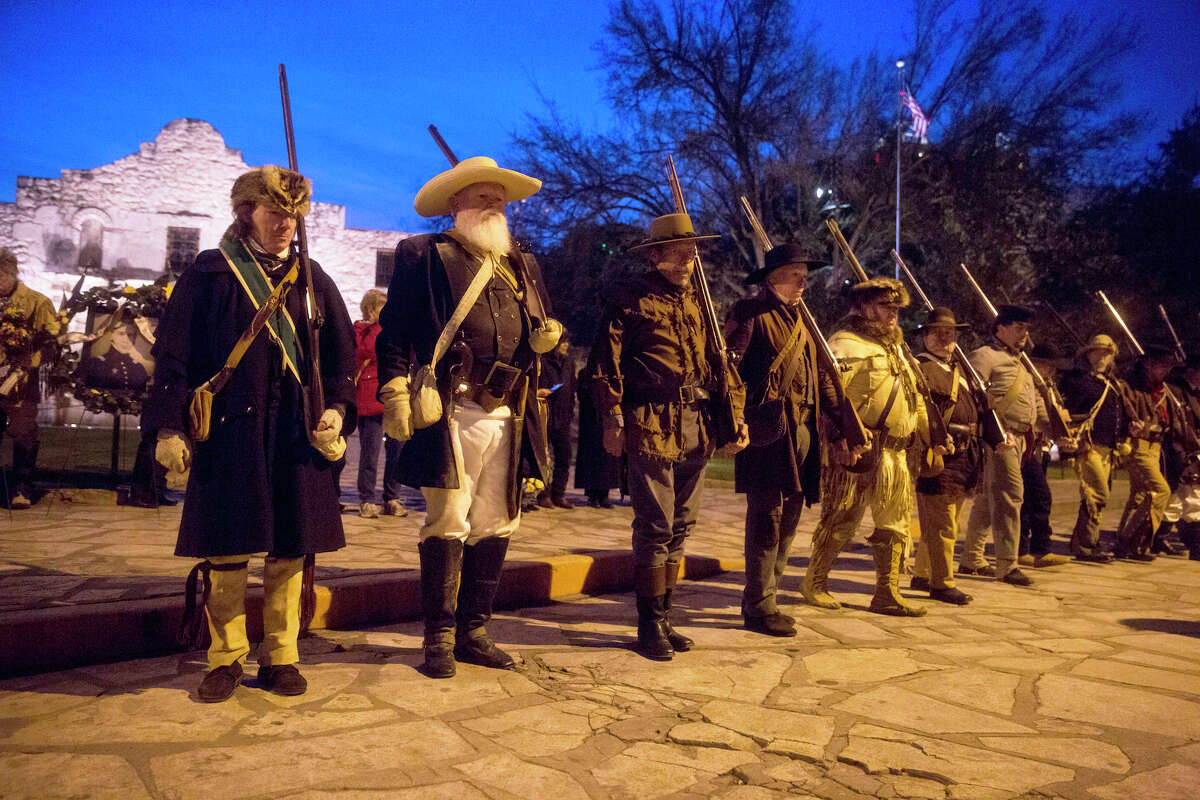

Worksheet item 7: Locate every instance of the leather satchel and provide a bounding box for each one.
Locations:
[746,314,808,448]
[411,254,495,430]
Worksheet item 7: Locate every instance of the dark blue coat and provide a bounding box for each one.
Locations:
[143,246,357,558]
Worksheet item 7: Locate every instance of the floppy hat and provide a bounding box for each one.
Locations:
[414,156,541,218]
[627,213,720,252]
[744,243,825,285]
[916,306,970,332]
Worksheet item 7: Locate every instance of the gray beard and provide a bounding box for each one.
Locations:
[454,209,512,256]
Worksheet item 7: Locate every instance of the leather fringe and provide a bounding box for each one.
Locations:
[300,553,316,634]
[178,560,212,649]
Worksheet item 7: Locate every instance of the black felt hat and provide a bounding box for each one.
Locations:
[744,243,826,285]
[994,304,1034,327]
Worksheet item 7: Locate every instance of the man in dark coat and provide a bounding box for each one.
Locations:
[909,307,982,605]
[375,156,560,679]
[537,333,577,509]
[589,212,748,661]
[575,366,623,507]
[145,166,357,702]
[724,243,825,636]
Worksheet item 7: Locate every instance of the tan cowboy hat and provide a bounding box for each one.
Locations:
[1077,333,1117,359]
[414,156,541,218]
[627,213,720,252]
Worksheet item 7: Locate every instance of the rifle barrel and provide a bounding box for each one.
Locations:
[890,250,934,310]
[1096,291,1144,356]
[1159,304,1187,361]
[428,125,459,166]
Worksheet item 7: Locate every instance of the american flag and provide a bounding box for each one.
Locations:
[900,90,929,140]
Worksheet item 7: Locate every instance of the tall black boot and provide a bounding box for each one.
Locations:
[662,562,694,652]
[1180,521,1200,561]
[418,537,464,678]
[454,537,516,669]
[634,565,673,661]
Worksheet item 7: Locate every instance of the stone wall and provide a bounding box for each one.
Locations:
[0,118,409,309]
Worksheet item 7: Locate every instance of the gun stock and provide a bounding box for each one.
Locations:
[738,197,870,454]
[278,64,324,441]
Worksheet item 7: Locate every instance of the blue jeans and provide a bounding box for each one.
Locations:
[357,414,403,504]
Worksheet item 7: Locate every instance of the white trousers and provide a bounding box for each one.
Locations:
[420,400,520,544]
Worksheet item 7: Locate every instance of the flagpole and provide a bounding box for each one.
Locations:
[895,60,904,280]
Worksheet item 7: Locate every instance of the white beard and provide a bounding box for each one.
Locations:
[454,208,512,256]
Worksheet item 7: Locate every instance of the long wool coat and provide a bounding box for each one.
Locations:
[143,247,357,558]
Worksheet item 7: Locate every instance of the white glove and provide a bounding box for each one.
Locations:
[529,318,564,354]
[314,435,347,462]
[380,375,413,442]
[155,429,191,474]
[312,408,343,448]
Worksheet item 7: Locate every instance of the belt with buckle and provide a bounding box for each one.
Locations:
[878,433,914,451]
[626,385,710,405]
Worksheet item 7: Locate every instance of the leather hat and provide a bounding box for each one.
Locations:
[414,156,541,218]
[744,243,826,285]
[627,213,720,252]
[916,306,969,332]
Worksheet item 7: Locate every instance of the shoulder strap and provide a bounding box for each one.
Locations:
[218,240,303,383]
[760,312,807,400]
[993,356,1029,414]
[430,244,495,369]
[199,259,300,396]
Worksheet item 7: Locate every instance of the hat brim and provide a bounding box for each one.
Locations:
[414,163,542,218]
[744,258,826,286]
[626,232,720,252]
[916,322,970,332]
[1077,343,1117,358]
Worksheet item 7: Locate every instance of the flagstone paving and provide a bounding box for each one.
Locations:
[2,474,1200,798]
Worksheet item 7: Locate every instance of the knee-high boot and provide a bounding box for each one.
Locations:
[418,537,464,678]
[662,561,693,652]
[801,529,842,609]
[634,565,673,661]
[867,531,927,617]
[454,537,516,669]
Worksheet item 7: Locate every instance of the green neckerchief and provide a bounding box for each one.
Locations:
[218,239,303,384]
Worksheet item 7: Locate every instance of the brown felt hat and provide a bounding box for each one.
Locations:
[627,213,720,252]
[916,306,969,332]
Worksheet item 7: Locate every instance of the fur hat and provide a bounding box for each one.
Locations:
[916,306,969,332]
[414,156,541,218]
[744,243,825,285]
[627,213,720,252]
[231,166,312,218]
[0,248,16,275]
[848,276,909,308]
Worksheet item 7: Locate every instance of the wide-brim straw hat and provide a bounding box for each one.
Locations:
[745,243,826,285]
[916,305,970,332]
[1076,333,1117,359]
[627,213,720,252]
[414,156,541,218]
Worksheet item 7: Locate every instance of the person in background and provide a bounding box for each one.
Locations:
[537,331,577,509]
[354,288,407,518]
[575,366,623,508]
[1017,343,1071,569]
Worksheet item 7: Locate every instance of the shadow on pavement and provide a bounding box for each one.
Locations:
[1120,618,1200,638]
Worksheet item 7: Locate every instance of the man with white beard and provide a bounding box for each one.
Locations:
[375,157,561,678]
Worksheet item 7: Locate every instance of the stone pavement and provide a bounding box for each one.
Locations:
[2,474,1200,798]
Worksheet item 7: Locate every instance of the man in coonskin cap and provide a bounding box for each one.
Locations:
[375,156,561,678]
[801,276,938,617]
[144,166,357,702]
[960,304,1045,587]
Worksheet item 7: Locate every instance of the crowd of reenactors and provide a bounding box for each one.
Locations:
[4,151,1195,703]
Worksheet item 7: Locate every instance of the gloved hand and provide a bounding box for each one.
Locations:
[311,407,345,462]
[529,318,564,354]
[718,421,751,456]
[380,375,413,442]
[155,429,191,474]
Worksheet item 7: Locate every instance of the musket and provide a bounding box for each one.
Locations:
[1036,300,1087,352]
[823,219,950,448]
[662,155,741,446]
[891,250,1006,447]
[1159,304,1187,362]
[278,64,325,441]
[958,263,1073,440]
[739,197,870,456]
[1097,290,1193,427]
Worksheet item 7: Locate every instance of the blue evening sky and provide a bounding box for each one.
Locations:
[1,0,1196,234]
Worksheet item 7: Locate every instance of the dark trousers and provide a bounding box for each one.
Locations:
[743,489,804,617]
[549,427,572,498]
[0,387,39,498]
[356,413,403,504]
[1019,456,1053,556]
[627,405,707,569]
